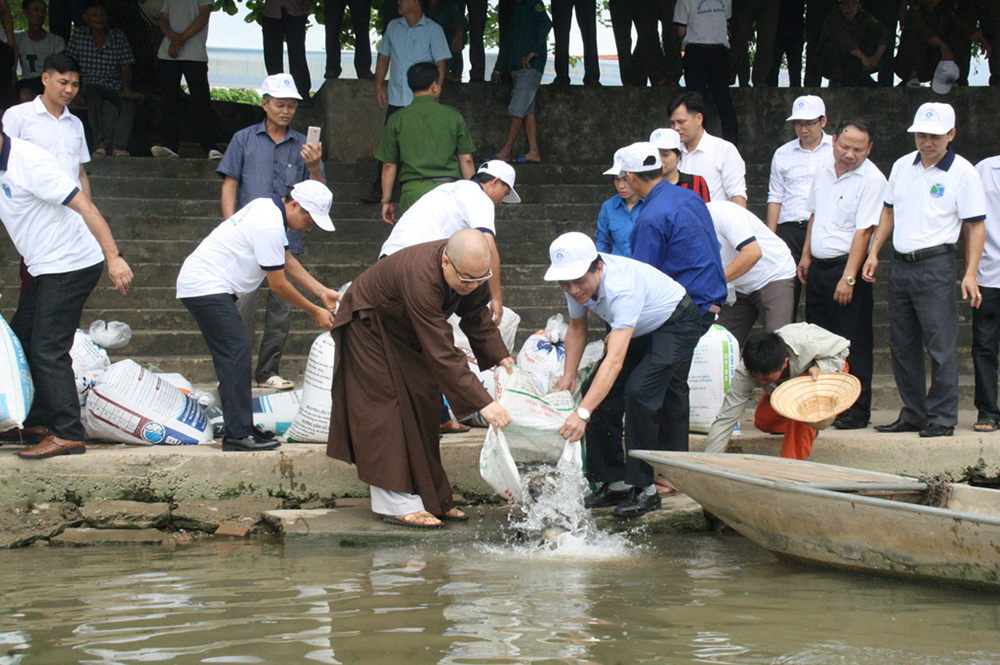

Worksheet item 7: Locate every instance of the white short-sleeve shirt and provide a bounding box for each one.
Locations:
[565,253,686,337]
[0,136,101,276]
[707,200,796,294]
[883,149,987,254]
[807,158,886,259]
[976,156,1000,288]
[176,197,289,299]
[673,0,731,47]
[768,134,833,224]
[3,97,89,186]
[379,180,496,257]
[158,0,213,62]
[14,31,66,79]
[680,131,747,202]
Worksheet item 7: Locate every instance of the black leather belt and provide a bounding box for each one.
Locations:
[780,220,809,229]
[812,255,848,267]
[405,176,458,184]
[893,243,956,263]
[667,295,695,322]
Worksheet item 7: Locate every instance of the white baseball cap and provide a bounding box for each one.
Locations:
[544,232,599,282]
[786,95,826,121]
[605,142,661,176]
[291,180,335,231]
[932,60,960,94]
[478,160,520,203]
[907,102,956,134]
[261,74,302,100]
[649,127,682,151]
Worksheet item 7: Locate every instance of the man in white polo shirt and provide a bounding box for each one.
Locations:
[0,132,132,459]
[972,154,1000,433]
[546,232,702,519]
[863,102,987,438]
[709,200,797,347]
[766,94,833,319]
[176,180,340,452]
[798,117,886,431]
[378,160,519,324]
[667,91,746,206]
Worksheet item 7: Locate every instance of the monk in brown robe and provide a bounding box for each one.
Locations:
[328,229,514,528]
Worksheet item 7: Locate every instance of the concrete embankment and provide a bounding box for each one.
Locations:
[1,410,997,549]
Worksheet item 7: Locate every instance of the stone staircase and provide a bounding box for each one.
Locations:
[0,151,980,411]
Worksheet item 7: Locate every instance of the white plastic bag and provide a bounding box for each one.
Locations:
[495,366,574,464]
[0,312,33,432]
[285,332,336,442]
[688,324,740,433]
[480,427,523,503]
[84,360,213,444]
[88,320,132,350]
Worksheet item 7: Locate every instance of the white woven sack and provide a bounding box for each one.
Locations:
[0,313,33,432]
[285,332,336,442]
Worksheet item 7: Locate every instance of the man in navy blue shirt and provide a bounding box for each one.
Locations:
[625,141,727,332]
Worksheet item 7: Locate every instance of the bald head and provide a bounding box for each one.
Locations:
[443,229,492,294]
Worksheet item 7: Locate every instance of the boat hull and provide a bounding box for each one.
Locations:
[633,452,1000,589]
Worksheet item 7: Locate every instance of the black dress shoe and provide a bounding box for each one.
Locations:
[584,483,631,509]
[222,434,281,452]
[612,487,662,519]
[919,424,954,438]
[253,424,276,440]
[833,414,869,430]
[874,418,923,433]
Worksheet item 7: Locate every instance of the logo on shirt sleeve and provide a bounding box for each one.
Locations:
[930,183,945,198]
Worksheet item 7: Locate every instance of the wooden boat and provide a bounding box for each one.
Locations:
[629,451,1000,589]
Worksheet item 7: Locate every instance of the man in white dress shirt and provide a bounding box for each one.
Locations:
[766,94,833,319]
[863,103,986,438]
[798,117,886,430]
[709,200,797,347]
[667,91,746,206]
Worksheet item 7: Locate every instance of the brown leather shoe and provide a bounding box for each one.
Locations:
[0,425,48,445]
[17,435,86,459]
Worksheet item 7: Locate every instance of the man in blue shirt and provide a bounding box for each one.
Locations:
[596,148,644,256]
[625,141,727,331]
[547,232,701,519]
[217,73,326,390]
[361,0,451,203]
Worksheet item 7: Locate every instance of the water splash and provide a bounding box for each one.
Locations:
[483,446,635,559]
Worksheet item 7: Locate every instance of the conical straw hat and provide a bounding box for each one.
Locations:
[769,373,862,430]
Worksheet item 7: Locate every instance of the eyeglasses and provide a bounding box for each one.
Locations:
[793,119,822,129]
[445,250,492,283]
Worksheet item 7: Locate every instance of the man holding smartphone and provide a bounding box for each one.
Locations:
[216,73,326,391]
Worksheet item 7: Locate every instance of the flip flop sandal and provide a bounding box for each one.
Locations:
[382,514,443,529]
[437,511,469,522]
[512,155,541,164]
[440,420,471,433]
[974,418,999,432]
[259,376,294,390]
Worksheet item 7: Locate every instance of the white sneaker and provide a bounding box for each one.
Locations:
[207,149,224,160]
[151,145,179,158]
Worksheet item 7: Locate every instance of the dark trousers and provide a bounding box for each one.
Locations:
[805,258,874,422]
[182,294,254,439]
[682,44,738,146]
[775,221,807,320]
[157,59,217,154]
[84,84,136,151]
[262,10,312,99]
[370,104,403,192]
[658,0,683,84]
[585,300,702,488]
[888,252,959,428]
[867,0,901,86]
[768,0,804,87]
[972,285,1000,422]
[11,262,103,441]
[552,0,600,83]
[237,286,294,384]
[822,49,880,87]
[325,0,373,78]
[610,0,665,85]
[466,0,488,80]
[729,0,779,86]
[804,0,838,86]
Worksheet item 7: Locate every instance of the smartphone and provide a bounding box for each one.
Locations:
[307,126,321,147]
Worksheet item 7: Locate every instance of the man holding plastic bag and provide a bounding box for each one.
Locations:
[327,229,513,529]
[546,232,702,519]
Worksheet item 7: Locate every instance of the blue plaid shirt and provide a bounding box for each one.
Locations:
[66,28,135,90]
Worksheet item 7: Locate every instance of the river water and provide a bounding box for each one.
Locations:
[1,530,998,665]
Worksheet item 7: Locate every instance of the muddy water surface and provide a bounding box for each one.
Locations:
[1,533,998,664]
